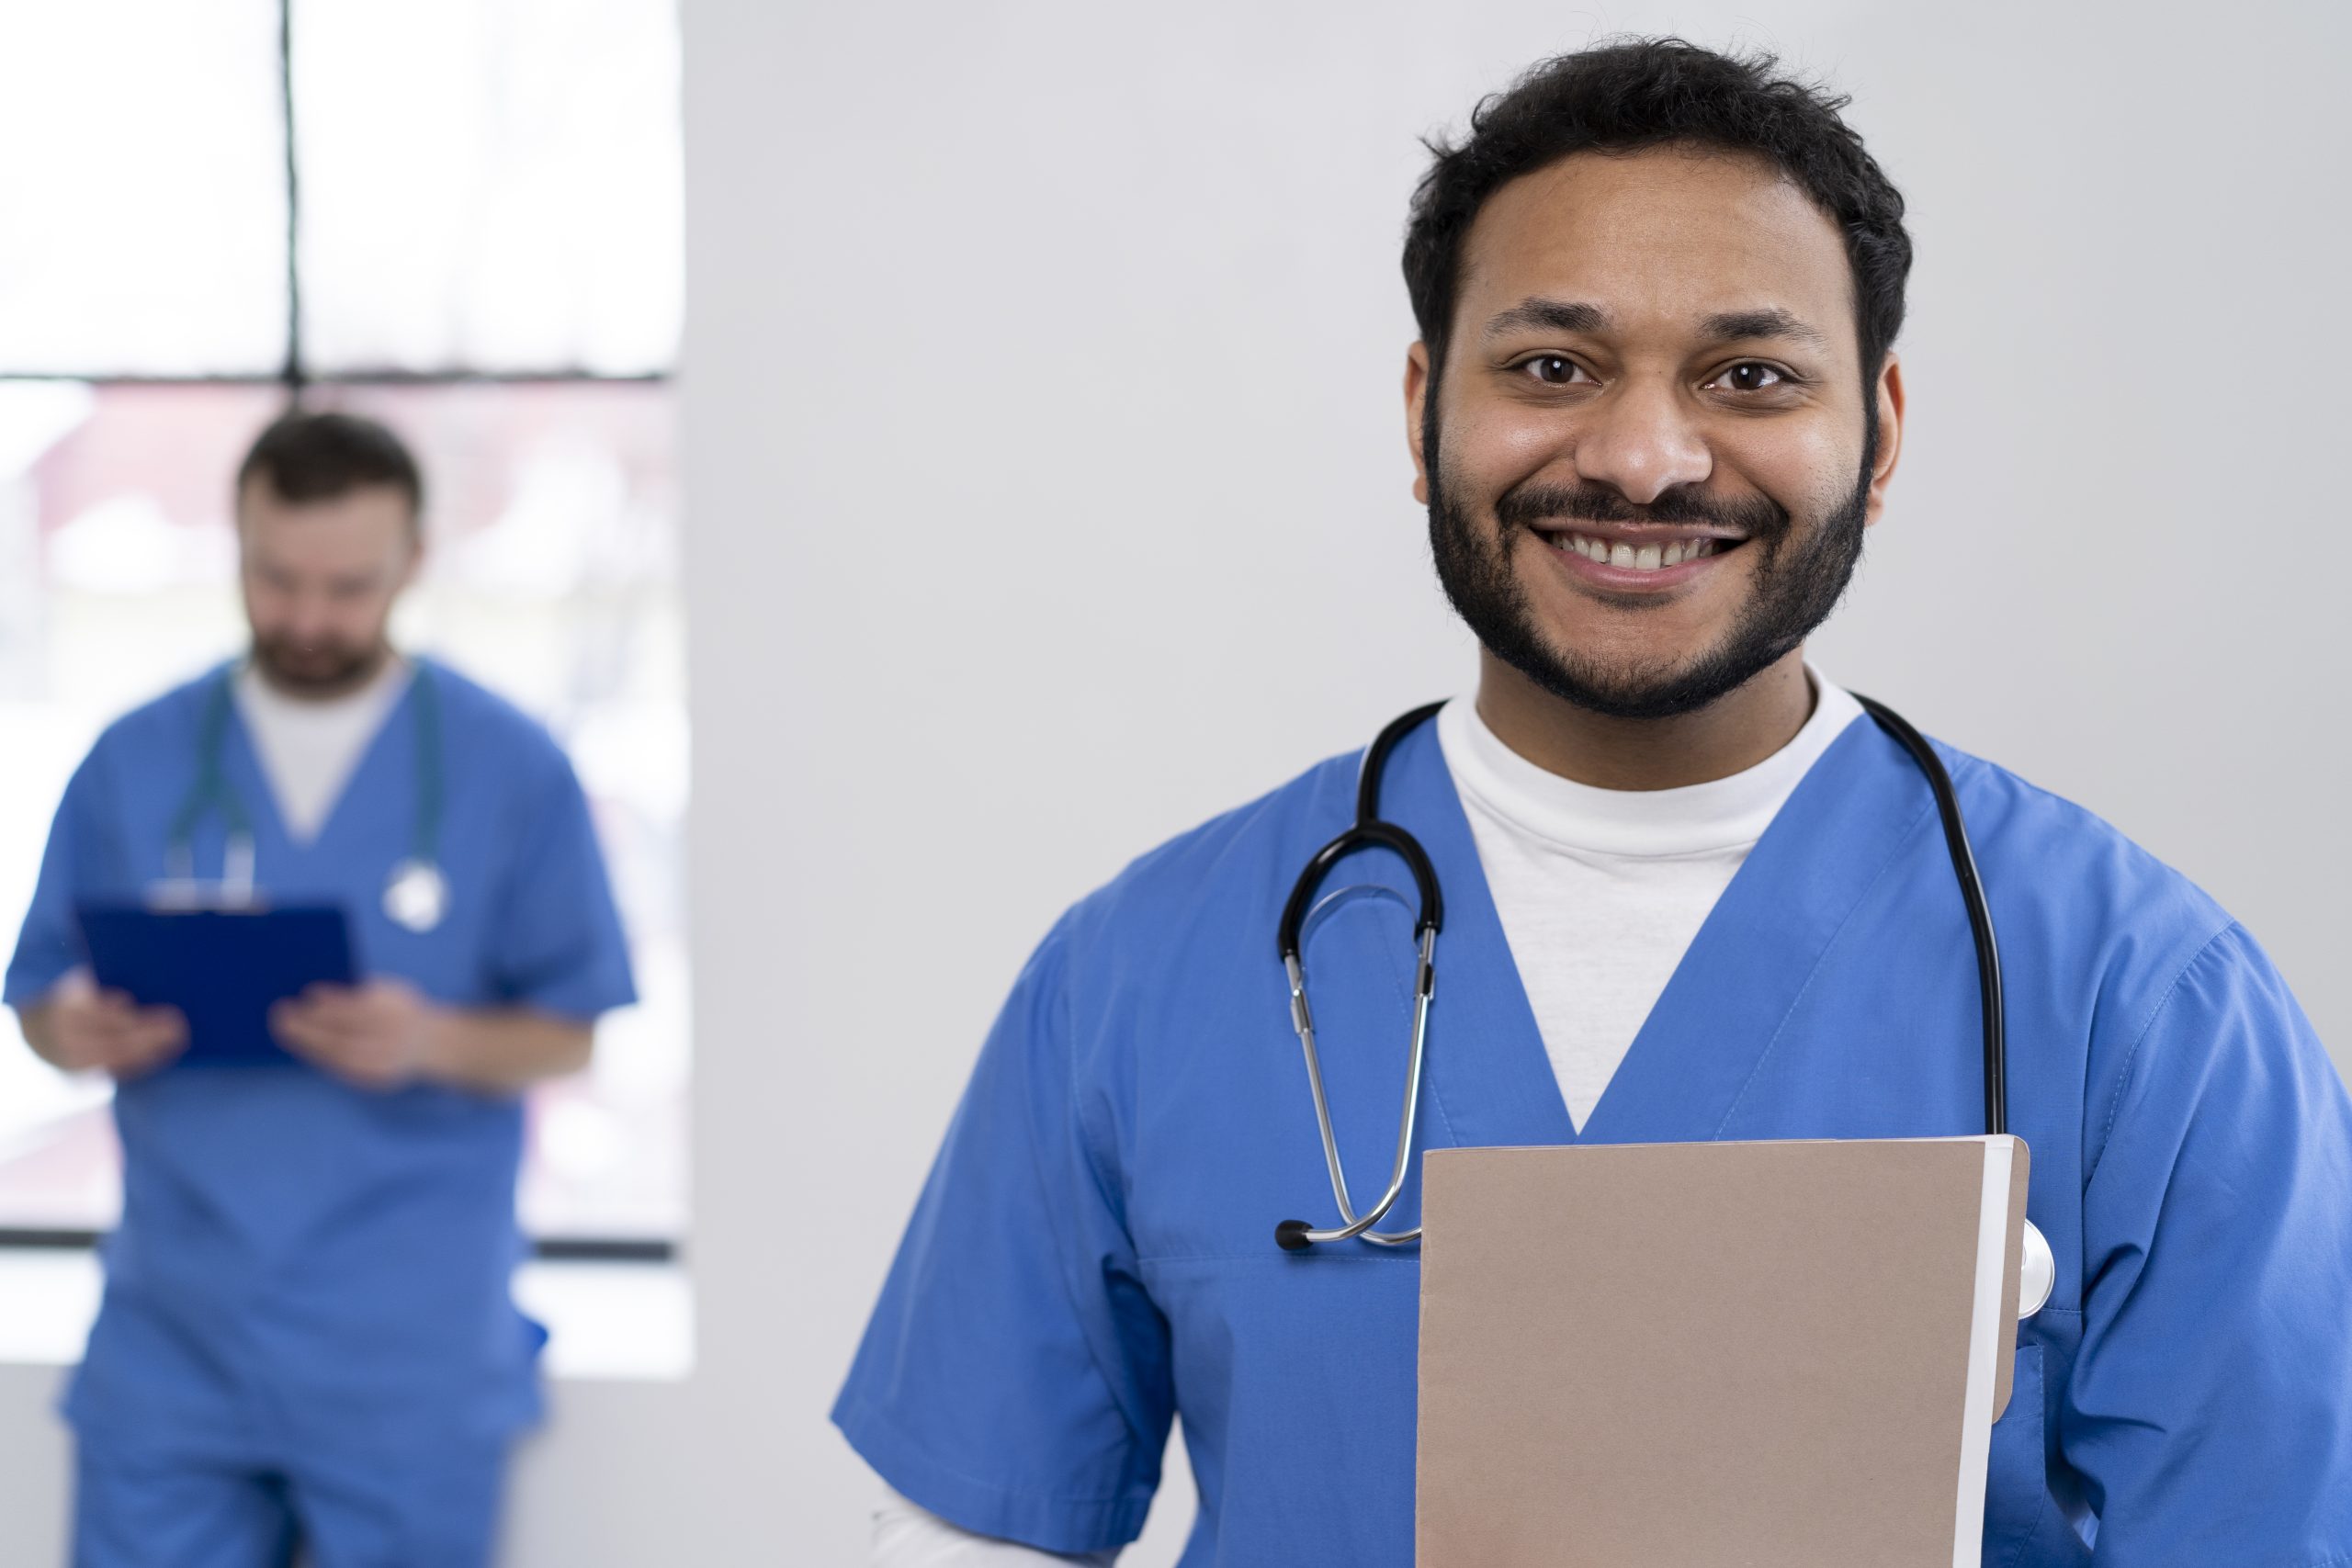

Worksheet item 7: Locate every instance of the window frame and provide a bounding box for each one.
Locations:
[0,0,682,1263]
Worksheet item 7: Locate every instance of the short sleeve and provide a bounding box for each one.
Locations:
[2067,924,2352,1562]
[832,920,1173,1556]
[6,747,112,1007]
[484,742,637,1021]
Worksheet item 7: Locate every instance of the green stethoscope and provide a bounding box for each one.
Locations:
[164,661,449,932]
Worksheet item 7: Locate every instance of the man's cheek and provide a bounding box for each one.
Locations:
[1442,391,1568,477]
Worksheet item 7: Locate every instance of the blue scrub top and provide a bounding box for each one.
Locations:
[835,713,2352,1566]
[6,658,637,1457]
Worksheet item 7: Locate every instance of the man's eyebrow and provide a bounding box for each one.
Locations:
[1481,298,1610,341]
[1700,307,1829,349]
[1480,299,1830,352]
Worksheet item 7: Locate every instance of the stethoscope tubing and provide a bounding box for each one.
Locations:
[1276,695,2018,1254]
[164,661,446,901]
[1849,695,2006,1139]
[1275,702,1446,1250]
[1278,927,1436,1249]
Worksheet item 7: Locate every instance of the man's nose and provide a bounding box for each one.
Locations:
[1571,378,1712,505]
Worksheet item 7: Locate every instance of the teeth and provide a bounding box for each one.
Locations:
[1554,535,1728,570]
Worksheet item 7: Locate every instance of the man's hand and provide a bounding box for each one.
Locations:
[270,976,438,1091]
[271,978,591,1094]
[17,969,187,1078]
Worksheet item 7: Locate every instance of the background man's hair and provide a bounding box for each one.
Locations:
[236,410,424,524]
[1403,38,1912,395]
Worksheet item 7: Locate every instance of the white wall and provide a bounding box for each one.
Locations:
[4,3,2345,1563]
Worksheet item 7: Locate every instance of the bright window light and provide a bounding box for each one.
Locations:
[292,0,684,375]
[0,2,288,377]
[0,383,687,1243]
[0,0,686,1249]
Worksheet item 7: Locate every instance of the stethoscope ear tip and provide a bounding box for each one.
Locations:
[1274,1221,1315,1252]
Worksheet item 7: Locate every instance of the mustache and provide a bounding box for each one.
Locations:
[1495,480,1791,540]
[254,636,367,663]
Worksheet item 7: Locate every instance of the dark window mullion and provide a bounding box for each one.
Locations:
[279,0,303,391]
[0,1227,677,1263]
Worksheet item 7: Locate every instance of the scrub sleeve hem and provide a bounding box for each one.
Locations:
[831,1395,1152,1556]
[2,957,74,1009]
[459,981,631,1079]
[505,976,638,1025]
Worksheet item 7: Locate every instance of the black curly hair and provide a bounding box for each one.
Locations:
[1403,38,1911,400]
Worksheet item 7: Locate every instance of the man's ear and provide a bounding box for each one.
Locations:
[1864,353,1905,526]
[1405,342,1432,506]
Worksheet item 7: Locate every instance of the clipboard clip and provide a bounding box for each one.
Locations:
[151,832,264,912]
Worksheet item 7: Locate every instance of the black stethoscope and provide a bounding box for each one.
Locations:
[161,662,450,933]
[1273,697,2055,1318]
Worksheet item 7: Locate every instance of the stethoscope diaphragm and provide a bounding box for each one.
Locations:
[383,858,450,933]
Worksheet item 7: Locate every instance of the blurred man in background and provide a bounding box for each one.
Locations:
[6,412,636,1567]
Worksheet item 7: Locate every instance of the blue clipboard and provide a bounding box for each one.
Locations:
[74,903,356,1066]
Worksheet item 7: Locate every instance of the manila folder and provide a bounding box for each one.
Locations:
[1417,1135,2030,1568]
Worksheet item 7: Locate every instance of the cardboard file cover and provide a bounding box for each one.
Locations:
[1418,1136,2030,1568]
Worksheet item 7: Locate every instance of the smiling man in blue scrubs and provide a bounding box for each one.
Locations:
[6,412,636,1567]
[836,39,2352,1568]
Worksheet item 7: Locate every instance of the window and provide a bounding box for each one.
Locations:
[0,0,687,1253]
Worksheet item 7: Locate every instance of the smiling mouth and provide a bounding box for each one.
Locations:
[1542,531,1748,572]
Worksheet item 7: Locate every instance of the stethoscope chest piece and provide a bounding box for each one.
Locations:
[2018,1217,2056,1320]
[383,858,449,933]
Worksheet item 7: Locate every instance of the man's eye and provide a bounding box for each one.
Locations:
[1716,362,1787,392]
[1521,355,1588,386]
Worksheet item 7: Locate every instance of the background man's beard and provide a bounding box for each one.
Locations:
[250,634,390,696]
[1425,426,1872,722]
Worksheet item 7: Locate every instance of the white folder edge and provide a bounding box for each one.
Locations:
[1951,1137,2015,1566]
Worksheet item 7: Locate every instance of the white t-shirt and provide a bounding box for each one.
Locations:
[232,657,413,843]
[872,1498,1114,1568]
[1436,673,1863,1130]
[870,671,1865,1564]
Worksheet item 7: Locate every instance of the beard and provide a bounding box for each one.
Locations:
[1426,411,1874,721]
[248,629,390,696]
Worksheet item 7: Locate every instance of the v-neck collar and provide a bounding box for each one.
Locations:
[1377,718,1573,1152]
[1577,717,1937,1144]
[1380,710,1939,1152]
[218,660,420,856]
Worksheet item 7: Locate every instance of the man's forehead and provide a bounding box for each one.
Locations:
[239,481,415,531]
[239,474,410,510]
[1454,145,1855,348]
[239,487,416,566]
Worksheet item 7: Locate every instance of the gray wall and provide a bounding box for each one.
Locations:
[3,4,2344,1564]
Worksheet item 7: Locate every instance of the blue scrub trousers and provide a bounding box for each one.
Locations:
[72,1430,509,1568]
